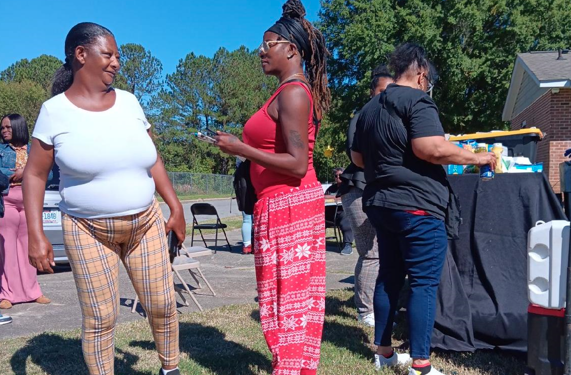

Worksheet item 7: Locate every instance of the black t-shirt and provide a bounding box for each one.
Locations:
[351,84,449,219]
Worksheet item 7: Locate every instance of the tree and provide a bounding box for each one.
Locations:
[0,55,62,92]
[318,0,571,135]
[151,47,276,174]
[0,80,47,129]
[314,118,350,182]
[0,55,60,128]
[118,43,163,107]
[214,47,277,127]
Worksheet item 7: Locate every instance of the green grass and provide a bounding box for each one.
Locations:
[0,289,526,375]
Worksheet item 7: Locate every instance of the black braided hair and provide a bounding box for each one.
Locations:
[282,0,330,117]
[51,22,114,97]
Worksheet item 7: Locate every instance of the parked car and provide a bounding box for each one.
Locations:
[42,164,66,264]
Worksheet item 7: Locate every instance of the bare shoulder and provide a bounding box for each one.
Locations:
[277,84,311,111]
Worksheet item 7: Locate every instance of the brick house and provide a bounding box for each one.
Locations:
[502,50,571,193]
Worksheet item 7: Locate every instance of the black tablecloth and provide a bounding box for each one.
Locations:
[431,173,566,352]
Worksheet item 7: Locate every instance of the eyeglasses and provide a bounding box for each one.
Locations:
[259,40,290,54]
[334,174,342,178]
[422,72,434,94]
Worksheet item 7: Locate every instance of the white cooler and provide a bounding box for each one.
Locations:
[527,220,570,309]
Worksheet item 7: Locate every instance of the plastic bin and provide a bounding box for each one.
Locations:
[449,128,543,163]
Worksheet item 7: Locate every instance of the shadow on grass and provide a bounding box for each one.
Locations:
[249,293,373,359]
[131,322,272,375]
[322,320,373,357]
[432,348,526,375]
[10,333,148,375]
[248,294,356,325]
[323,293,374,357]
[325,292,356,320]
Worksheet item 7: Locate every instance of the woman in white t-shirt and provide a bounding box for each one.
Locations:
[23,22,184,375]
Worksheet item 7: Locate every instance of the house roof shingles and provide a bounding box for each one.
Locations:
[519,51,571,82]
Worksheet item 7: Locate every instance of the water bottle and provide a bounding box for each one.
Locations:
[476,143,494,181]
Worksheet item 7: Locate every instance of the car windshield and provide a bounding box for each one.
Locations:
[46,164,60,191]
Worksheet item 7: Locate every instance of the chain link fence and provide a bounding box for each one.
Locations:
[168,172,234,197]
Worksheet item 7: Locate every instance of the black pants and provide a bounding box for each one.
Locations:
[335,210,354,244]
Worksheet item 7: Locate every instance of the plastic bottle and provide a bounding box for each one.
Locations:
[492,143,503,173]
[476,143,494,180]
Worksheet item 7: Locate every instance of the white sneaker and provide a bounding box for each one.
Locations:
[375,351,411,369]
[408,366,446,375]
[358,313,375,327]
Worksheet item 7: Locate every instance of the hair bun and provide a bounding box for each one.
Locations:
[282,0,306,20]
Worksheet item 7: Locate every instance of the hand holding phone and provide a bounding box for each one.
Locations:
[195,131,217,144]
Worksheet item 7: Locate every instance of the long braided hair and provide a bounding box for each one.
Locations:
[282,0,331,118]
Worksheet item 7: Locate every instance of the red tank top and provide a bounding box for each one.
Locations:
[242,81,318,199]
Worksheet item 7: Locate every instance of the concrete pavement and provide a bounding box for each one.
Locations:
[0,226,357,339]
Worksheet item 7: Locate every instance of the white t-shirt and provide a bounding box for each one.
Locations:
[33,89,158,219]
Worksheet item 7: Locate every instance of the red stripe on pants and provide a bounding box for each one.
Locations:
[253,183,326,375]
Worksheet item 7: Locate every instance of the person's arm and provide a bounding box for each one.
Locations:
[0,166,13,178]
[22,139,55,273]
[215,85,311,179]
[346,113,359,161]
[148,130,186,245]
[10,168,24,183]
[0,171,8,192]
[324,187,335,199]
[0,149,15,179]
[407,97,497,169]
[351,151,364,168]
[412,136,496,168]
[350,110,366,168]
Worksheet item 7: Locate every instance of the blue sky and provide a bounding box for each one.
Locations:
[0,0,321,75]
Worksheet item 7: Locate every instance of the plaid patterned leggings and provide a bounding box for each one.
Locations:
[63,200,179,375]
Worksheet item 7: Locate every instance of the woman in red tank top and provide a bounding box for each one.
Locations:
[215,1,330,374]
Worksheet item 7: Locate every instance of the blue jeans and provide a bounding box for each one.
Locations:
[365,206,447,359]
[241,212,253,247]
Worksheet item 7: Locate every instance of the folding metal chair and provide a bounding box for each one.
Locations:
[190,203,232,252]
[131,244,216,313]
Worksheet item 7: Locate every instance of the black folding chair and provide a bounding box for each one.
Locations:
[324,203,343,251]
[190,203,232,252]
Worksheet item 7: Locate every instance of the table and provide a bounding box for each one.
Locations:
[431,173,566,352]
[324,198,342,207]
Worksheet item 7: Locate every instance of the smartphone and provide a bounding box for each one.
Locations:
[195,131,217,144]
[168,231,180,263]
[202,127,218,137]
